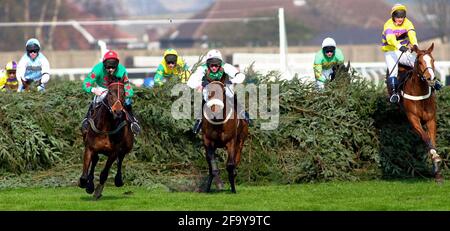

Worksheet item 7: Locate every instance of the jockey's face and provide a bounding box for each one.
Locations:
[7,70,16,78]
[28,50,39,60]
[167,61,176,69]
[394,17,405,26]
[208,63,220,73]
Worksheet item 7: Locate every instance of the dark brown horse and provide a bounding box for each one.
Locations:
[396,43,443,182]
[78,76,134,199]
[201,74,249,193]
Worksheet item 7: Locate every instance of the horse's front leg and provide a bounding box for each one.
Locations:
[79,148,95,190]
[205,146,220,192]
[94,154,117,199]
[425,118,443,182]
[225,140,238,193]
[115,153,125,187]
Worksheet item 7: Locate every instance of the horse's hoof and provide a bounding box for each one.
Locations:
[114,177,124,187]
[86,182,95,194]
[435,173,444,184]
[78,178,87,188]
[94,184,105,199]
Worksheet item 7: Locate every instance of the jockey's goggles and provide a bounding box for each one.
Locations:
[103,59,119,69]
[7,70,16,75]
[392,10,406,18]
[323,46,335,54]
[26,44,40,53]
[165,54,177,64]
[208,63,220,68]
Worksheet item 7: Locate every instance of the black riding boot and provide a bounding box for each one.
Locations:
[387,77,400,103]
[236,102,252,126]
[81,102,94,133]
[125,104,141,135]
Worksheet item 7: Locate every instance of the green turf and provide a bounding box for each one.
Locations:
[1,180,449,211]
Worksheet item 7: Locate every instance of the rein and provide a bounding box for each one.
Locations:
[400,53,434,101]
[88,81,127,135]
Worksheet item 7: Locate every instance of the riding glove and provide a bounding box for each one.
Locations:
[399,46,408,52]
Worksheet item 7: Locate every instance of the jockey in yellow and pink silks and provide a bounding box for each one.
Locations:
[154,48,191,86]
[382,3,442,104]
[0,61,20,92]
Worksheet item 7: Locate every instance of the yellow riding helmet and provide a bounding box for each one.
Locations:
[5,61,17,71]
[391,3,407,15]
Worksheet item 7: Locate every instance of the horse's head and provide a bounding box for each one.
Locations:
[205,80,226,114]
[411,43,436,84]
[104,76,125,119]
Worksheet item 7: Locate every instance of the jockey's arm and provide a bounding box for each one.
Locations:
[16,55,27,82]
[122,74,134,98]
[385,28,402,50]
[313,51,324,81]
[223,63,245,84]
[187,66,206,90]
[154,63,165,86]
[40,55,51,84]
[407,28,418,47]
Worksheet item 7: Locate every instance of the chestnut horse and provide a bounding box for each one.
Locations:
[201,74,249,193]
[78,76,134,199]
[396,43,443,182]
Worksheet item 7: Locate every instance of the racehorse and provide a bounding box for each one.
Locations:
[394,43,443,183]
[201,74,249,193]
[78,75,134,199]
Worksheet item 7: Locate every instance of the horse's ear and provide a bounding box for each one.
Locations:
[411,44,419,53]
[346,60,351,70]
[427,43,434,53]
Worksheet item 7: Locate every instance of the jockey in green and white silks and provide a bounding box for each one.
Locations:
[16,38,50,92]
[313,37,345,90]
[187,49,251,134]
[81,50,141,136]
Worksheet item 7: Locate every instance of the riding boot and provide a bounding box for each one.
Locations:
[193,99,206,134]
[81,102,94,133]
[37,84,46,92]
[387,76,400,103]
[236,102,252,126]
[125,104,141,136]
[193,119,202,134]
[433,80,442,91]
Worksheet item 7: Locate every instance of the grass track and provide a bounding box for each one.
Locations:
[1,180,450,211]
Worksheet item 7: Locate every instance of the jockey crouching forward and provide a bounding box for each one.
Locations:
[187,49,251,134]
[81,50,141,136]
[382,3,442,104]
[16,38,50,92]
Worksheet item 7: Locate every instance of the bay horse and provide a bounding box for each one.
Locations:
[395,43,443,182]
[78,75,134,199]
[201,74,249,193]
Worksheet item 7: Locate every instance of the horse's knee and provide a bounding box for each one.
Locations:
[212,169,220,177]
[227,164,238,176]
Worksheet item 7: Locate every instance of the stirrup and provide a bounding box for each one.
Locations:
[131,122,141,135]
[433,81,442,91]
[193,120,202,134]
[81,118,89,132]
[389,93,400,103]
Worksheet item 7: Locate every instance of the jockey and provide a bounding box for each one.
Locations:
[187,49,251,134]
[0,61,20,92]
[81,50,141,136]
[16,38,50,92]
[153,48,191,86]
[313,37,345,90]
[382,4,441,103]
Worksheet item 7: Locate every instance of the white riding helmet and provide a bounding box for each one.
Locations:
[322,37,336,48]
[205,49,223,62]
